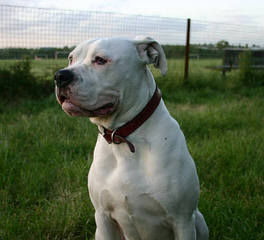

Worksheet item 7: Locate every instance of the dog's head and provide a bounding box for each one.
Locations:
[54,37,167,120]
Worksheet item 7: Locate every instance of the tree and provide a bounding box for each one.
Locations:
[216,40,229,49]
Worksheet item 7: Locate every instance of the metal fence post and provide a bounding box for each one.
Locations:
[184,18,191,83]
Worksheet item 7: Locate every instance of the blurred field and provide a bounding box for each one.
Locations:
[0,58,264,240]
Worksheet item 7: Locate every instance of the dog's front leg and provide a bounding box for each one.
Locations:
[95,211,125,240]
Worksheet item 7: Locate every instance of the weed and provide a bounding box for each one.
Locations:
[0,59,53,101]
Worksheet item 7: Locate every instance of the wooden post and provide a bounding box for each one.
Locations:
[184,18,191,83]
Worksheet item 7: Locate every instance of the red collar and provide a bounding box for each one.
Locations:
[101,86,162,153]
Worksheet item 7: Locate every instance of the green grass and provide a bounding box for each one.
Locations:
[0,59,264,239]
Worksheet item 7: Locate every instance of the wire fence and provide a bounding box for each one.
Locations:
[1,4,264,77]
[0,4,187,48]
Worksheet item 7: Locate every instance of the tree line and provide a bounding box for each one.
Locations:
[0,41,260,60]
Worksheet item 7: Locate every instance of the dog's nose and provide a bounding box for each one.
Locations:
[54,69,74,88]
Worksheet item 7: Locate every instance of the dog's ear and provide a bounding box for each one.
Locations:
[133,36,167,75]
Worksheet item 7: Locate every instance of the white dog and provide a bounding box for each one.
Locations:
[55,36,209,240]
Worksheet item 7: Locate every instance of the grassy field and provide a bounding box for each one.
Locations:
[0,59,264,240]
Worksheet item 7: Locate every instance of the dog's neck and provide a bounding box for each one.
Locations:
[99,85,161,153]
[90,67,156,130]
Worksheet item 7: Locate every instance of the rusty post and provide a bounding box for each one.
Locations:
[184,18,191,83]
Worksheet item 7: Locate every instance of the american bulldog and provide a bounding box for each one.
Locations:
[54,36,208,240]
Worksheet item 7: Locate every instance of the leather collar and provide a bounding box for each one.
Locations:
[100,86,162,153]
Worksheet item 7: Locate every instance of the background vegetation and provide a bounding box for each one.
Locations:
[0,58,264,240]
[0,40,251,60]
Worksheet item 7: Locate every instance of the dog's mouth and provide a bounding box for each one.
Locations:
[57,90,116,117]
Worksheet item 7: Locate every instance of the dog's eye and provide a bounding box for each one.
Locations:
[93,56,107,65]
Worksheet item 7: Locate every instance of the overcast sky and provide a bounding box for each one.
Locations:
[2,0,264,26]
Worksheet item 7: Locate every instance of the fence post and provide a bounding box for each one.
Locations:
[184,18,191,83]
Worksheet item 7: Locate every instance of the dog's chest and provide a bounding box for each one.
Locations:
[89,165,174,239]
[89,141,167,212]
[87,136,179,238]
[89,156,149,211]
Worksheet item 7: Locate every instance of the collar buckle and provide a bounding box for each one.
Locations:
[111,129,122,144]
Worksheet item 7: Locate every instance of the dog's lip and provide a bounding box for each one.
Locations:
[60,97,117,117]
[91,102,116,116]
[56,87,117,117]
[56,87,68,105]
[58,94,67,105]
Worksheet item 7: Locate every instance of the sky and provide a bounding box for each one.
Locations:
[1,0,264,26]
[0,0,263,48]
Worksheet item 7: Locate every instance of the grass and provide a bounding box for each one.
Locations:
[0,58,264,239]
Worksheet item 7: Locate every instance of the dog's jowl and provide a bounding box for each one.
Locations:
[55,36,209,240]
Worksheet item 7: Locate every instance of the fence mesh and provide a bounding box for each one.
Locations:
[2,5,263,48]
[0,5,187,48]
[191,20,264,47]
